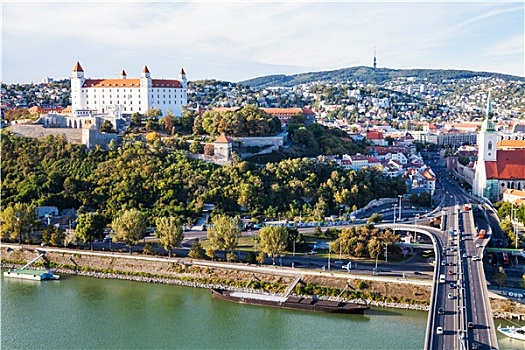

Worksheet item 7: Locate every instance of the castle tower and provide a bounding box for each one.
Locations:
[179,68,187,89]
[71,62,86,113]
[120,70,127,79]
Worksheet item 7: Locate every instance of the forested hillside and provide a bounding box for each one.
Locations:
[241,66,524,89]
[1,132,405,223]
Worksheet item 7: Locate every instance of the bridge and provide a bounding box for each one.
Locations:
[380,177,499,350]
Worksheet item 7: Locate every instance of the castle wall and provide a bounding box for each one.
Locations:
[11,124,83,144]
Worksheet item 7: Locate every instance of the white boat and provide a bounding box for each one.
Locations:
[497,325,525,341]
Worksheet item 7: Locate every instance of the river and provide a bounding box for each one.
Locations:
[1,273,523,349]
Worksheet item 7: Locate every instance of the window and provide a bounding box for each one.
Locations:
[488,141,492,150]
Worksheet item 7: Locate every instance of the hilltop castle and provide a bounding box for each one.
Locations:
[71,62,187,117]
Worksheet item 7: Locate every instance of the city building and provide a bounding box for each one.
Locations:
[472,96,525,201]
[71,62,187,117]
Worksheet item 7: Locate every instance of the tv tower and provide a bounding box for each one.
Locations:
[373,46,377,70]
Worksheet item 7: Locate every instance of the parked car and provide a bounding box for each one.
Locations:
[467,322,474,329]
[436,326,443,335]
[438,308,445,315]
[447,293,455,300]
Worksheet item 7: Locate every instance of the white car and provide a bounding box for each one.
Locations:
[472,256,479,261]
[436,326,444,335]
[476,243,481,248]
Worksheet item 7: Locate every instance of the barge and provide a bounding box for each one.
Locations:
[211,288,369,314]
[3,268,60,280]
[3,249,60,281]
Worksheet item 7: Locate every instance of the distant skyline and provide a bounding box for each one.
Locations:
[2,1,524,84]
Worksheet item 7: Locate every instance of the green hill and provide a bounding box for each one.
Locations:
[240,66,524,88]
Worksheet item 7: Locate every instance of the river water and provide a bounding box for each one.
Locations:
[1,273,523,349]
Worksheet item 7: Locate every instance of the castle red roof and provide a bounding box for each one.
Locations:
[73,62,84,72]
[83,78,181,88]
[485,149,525,180]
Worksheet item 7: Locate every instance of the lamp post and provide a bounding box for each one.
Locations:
[398,195,402,221]
[328,246,331,271]
[15,213,21,245]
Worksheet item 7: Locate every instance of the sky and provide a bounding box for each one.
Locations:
[2,1,524,84]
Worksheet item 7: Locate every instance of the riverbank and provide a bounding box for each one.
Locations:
[2,245,523,318]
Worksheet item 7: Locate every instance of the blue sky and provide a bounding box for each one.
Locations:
[2,1,523,84]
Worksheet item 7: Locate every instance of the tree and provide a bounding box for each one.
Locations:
[258,226,288,265]
[155,216,184,257]
[42,226,65,247]
[205,247,217,260]
[162,114,175,134]
[207,215,241,261]
[368,213,383,224]
[99,120,115,133]
[204,143,214,156]
[256,252,266,265]
[112,209,146,253]
[188,238,204,259]
[1,203,36,244]
[131,112,143,126]
[189,141,203,154]
[145,108,162,121]
[75,212,107,250]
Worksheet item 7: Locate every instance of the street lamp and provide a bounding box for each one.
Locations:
[398,195,402,221]
[15,213,21,245]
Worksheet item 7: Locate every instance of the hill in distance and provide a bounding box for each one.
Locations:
[240,66,524,89]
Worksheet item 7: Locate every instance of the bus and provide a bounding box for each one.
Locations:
[423,250,435,258]
[502,252,510,265]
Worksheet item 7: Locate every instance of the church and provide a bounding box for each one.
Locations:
[71,62,187,117]
[472,96,525,202]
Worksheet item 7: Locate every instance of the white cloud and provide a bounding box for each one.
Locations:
[2,1,524,83]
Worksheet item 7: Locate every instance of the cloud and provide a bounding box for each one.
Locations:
[2,1,524,83]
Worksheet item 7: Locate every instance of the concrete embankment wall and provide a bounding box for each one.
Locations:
[2,245,523,318]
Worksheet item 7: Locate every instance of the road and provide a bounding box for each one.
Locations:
[426,171,498,350]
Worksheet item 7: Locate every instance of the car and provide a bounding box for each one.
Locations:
[448,262,455,266]
[449,282,456,289]
[447,293,455,300]
[471,342,480,349]
[472,256,479,261]
[437,307,444,315]
[463,253,468,258]
[441,260,446,266]
[476,243,481,248]
[413,271,422,275]
[467,322,474,329]
[436,326,443,335]
[448,270,455,275]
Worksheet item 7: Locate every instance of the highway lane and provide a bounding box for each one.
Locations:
[431,172,498,350]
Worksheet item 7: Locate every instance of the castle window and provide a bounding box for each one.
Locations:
[488,141,492,150]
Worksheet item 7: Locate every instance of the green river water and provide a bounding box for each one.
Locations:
[1,273,523,349]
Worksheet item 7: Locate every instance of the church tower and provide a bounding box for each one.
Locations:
[478,93,498,162]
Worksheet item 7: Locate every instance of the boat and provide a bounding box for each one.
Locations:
[3,268,60,281]
[211,288,369,314]
[497,325,525,341]
[3,249,60,281]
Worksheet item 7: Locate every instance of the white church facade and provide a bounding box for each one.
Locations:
[71,62,187,117]
[472,97,525,202]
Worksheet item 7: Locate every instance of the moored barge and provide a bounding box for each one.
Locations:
[211,288,369,314]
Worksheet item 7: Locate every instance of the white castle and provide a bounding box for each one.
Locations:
[71,62,187,117]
